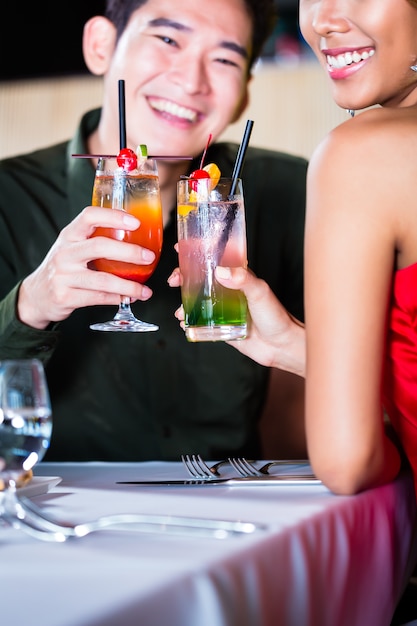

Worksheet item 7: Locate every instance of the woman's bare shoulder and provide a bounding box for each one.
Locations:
[306,106,417,266]
[308,106,417,199]
[312,106,417,165]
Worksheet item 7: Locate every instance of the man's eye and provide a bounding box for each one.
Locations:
[156,35,177,47]
[216,58,240,68]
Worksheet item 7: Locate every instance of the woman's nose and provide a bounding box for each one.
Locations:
[310,0,350,37]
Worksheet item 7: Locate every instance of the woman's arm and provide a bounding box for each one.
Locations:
[304,119,401,494]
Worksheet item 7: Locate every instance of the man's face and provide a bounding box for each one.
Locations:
[104,0,252,158]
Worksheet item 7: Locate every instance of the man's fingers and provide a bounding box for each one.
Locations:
[80,236,155,266]
[64,206,140,241]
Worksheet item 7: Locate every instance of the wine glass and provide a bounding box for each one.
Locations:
[89,157,163,332]
[0,359,53,530]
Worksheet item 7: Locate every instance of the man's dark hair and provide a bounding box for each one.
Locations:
[105,0,277,72]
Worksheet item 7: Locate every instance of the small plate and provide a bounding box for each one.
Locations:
[17,476,62,498]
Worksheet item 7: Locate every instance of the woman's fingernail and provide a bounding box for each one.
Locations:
[216,266,231,279]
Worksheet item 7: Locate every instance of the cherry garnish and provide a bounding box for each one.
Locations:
[189,133,212,190]
[189,168,210,191]
[190,169,210,180]
[116,148,137,171]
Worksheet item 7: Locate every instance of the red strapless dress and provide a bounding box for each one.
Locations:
[383,263,417,492]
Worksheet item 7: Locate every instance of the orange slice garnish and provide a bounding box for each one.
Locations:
[203,163,221,189]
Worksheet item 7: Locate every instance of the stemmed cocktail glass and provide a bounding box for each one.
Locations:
[89,156,163,332]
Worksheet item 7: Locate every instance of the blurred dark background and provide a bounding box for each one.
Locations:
[1,1,106,81]
[1,1,301,82]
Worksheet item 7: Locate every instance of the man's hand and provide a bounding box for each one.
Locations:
[18,206,156,329]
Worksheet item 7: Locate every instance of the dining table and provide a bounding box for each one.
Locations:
[1,460,416,626]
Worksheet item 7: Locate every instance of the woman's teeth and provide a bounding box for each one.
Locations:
[327,49,375,69]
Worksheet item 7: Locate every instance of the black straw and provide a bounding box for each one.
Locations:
[230,120,254,195]
[118,79,127,150]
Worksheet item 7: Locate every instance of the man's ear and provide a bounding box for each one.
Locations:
[82,16,117,76]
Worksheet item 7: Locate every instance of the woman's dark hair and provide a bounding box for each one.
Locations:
[105,0,277,72]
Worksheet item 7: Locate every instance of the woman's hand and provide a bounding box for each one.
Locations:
[168,264,306,377]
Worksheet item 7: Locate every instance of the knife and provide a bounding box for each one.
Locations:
[116,474,321,486]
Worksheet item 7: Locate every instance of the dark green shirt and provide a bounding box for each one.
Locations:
[0,109,307,461]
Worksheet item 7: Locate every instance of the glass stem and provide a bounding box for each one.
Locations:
[113,297,135,323]
[120,296,131,310]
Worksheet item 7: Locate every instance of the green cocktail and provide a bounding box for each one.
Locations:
[177,177,248,342]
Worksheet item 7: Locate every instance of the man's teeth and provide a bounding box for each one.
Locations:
[327,49,375,69]
[150,99,197,122]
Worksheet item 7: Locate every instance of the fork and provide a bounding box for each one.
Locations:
[228,457,310,478]
[181,454,231,479]
[2,492,258,542]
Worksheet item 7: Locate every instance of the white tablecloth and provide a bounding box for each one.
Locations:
[1,462,416,626]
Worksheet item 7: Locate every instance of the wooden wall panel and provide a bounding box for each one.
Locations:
[0,63,347,161]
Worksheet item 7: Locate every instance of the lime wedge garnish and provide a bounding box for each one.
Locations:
[136,144,148,158]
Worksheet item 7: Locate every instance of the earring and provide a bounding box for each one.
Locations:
[347,109,355,117]
[410,65,417,72]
